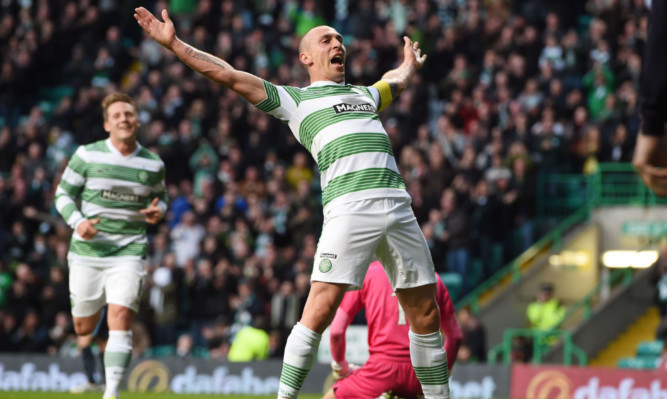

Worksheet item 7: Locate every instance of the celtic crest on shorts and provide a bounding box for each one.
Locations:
[319,259,332,273]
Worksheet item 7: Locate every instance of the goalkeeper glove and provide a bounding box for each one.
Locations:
[331,360,360,380]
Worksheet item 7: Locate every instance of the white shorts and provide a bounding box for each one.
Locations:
[69,260,146,318]
[311,198,436,290]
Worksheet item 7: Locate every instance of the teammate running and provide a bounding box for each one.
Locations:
[55,92,167,399]
[135,7,449,398]
[325,261,462,399]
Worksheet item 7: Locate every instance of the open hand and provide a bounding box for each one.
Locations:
[140,197,163,224]
[402,36,427,71]
[77,218,100,240]
[134,7,176,49]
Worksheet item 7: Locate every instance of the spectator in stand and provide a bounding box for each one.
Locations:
[170,210,205,267]
[457,308,487,364]
[187,258,230,349]
[470,180,504,278]
[227,315,270,362]
[148,259,181,346]
[527,283,566,332]
[271,280,301,333]
[440,188,472,293]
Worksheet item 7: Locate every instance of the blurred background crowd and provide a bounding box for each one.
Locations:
[0,0,649,362]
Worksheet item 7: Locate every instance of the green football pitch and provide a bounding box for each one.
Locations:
[0,393,322,399]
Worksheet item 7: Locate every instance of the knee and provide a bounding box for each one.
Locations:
[107,307,135,330]
[405,299,440,333]
[420,302,441,328]
[299,282,348,333]
[73,320,95,336]
[302,302,337,332]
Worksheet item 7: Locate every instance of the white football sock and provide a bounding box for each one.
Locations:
[277,322,321,398]
[409,330,450,399]
[103,330,132,399]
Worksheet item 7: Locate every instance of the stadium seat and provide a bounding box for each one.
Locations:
[491,244,504,273]
[39,86,74,103]
[38,101,54,118]
[469,260,484,289]
[617,356,659,370]
[439,273,462,302]
[191,346,210,359]
[144,345,175,358]
[636,340,664,357]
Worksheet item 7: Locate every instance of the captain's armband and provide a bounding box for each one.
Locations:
[372,80,394,112]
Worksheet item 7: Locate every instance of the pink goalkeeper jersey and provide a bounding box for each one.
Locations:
[332,261,462,367]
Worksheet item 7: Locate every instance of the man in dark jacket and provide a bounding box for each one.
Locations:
[634,0,667,196]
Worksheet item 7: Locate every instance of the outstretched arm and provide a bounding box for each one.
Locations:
[372,36,427,111]
[134,7,266,104]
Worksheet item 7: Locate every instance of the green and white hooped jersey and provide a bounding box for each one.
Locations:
[254,80,411,210]
[55,139,168,266]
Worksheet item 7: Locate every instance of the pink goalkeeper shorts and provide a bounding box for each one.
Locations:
[332,356,423,399]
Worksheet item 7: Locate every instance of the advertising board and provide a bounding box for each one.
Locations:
[511,364,666,399]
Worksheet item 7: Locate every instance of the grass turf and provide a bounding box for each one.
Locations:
[0,393,322,399]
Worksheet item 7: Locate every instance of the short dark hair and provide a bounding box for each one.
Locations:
[101,92,136,121]
[539,283,554,293]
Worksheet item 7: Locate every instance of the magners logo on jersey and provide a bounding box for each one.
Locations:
[332,103,376,114]
[101,190,144,203]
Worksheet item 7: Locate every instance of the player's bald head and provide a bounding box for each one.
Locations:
[298,25,346,83]
[299,25,336,55]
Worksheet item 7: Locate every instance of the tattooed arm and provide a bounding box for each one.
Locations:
[134,7,265,104]
[378,36,428,98]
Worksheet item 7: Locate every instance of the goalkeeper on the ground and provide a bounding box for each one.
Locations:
[325,261,462,399]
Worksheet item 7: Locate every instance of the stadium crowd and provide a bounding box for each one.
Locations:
[0,0,648,360]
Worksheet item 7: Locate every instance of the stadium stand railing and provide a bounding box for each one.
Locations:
[456,162,663,313]
[487,328,588,366]
[455,206,590,314]
[457,163,664,365]
[486,267,634,366]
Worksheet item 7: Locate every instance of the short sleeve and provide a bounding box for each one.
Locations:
[253,80,300,122]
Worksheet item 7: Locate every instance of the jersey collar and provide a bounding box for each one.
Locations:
[307,80,346,88]
[105,138,142,157]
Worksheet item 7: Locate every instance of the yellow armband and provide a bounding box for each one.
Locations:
[372,80,393,112]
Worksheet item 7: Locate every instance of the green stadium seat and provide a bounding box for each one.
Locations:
[439,273,462,302]
[144,345,175,358]
[38,86,74,119]
[636,340,664,357]
[617,356,659,370]
[491,244,504,272]
[38,101,54,118]
[469,260,484,289]
[191,346,210,359]
[39,86,74,103]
